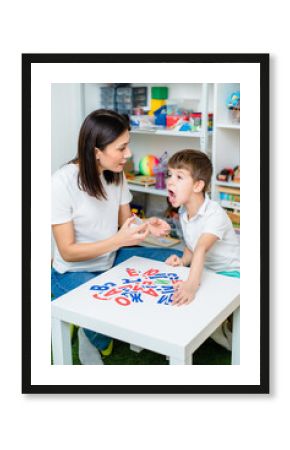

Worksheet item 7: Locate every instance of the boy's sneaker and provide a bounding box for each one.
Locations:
[78,328,104,365]
[210,321,232,351]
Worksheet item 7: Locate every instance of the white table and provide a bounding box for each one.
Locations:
[51,256,240,365]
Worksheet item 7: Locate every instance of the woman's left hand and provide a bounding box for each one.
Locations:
[147,217,171,237]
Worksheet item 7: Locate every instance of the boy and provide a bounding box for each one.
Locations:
[165,150,240,347]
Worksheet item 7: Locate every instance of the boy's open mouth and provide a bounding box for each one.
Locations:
[168,189,176,203]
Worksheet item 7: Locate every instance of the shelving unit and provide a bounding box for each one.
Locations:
[127,82,213,187]
[126,83,213,250]
[83,82,239,206]
[83,82,240,241]
[212,83,240,231]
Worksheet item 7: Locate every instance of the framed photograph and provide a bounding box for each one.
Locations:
[22,53,269,394]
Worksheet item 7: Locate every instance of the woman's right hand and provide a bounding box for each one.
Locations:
[117,217,150,247]
[165,254,184,267]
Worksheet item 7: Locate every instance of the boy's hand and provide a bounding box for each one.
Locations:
[165,254,183,267]
[147,217,171,237]
[171,281,198,306]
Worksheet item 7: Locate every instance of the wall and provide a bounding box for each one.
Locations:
[51,83,84,254]
[83,83,101,116]
[51,83,84,174]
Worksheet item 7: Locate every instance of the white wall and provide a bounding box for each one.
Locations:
[51,83,84,255]
[51,83,84,174]
[83,83,101,116]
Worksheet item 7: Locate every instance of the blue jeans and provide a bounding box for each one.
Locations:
[51,246,182,350]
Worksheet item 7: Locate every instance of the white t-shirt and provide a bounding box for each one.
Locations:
[179,197,240,272]
[51,163,132,273]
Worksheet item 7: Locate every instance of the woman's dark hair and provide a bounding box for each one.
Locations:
[168,149,213,193]
[71,109,130,199]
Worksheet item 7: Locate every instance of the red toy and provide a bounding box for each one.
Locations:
[217,168,235,182]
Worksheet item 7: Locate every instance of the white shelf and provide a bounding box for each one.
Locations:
[216,181,240,188]
[216,123,240,130]
[220,200,240,210]
[129,184,168,197]
[131,128,212,138]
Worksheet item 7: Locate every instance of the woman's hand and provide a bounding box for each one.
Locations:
[117,217,150,247]
[147,217,171,237]
[165,254,183,267]
[171,280,198,306]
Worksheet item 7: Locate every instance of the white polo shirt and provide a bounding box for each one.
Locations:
[179,197,240,272]
[51,163,132,273]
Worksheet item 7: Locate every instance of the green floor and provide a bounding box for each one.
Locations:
[71,329,231,365]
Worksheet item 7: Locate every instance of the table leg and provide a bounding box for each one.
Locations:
[170,353,192,365]
[51,317,72,365]
[231,306,240,365]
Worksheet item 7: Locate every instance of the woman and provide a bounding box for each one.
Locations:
[51,109,182,364]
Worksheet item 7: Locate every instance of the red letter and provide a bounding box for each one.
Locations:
[92,293,111,301]
[142,288,159,297]
[115,296,131,306]
[143,268,160,277]
[126,268,139,277]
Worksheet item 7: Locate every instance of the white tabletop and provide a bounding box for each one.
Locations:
[51,256,240,359]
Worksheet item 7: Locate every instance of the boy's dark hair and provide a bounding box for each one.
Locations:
[70,109,130,199]
[168,149,212,193]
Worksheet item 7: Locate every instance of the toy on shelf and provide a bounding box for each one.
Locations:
[189,113,213,132]
[217,185,240,231]
[226,91,240,109]
[154,105,167,127]
[233,165,240,183]
[149,86,168,116]
[217,167,235,182]
[226,91,240,123]
[129,90,214,134]
[217,185,240,202]
[126,152,168,190]
[217,165,240,183]
[165,112,213,133]
[130,203,145,219]
[139,154,160,176]
[130,115,155,130]
[153,151,168,190]
[125,155,157,187]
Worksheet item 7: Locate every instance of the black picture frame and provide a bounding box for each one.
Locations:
[22,53,269,394]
